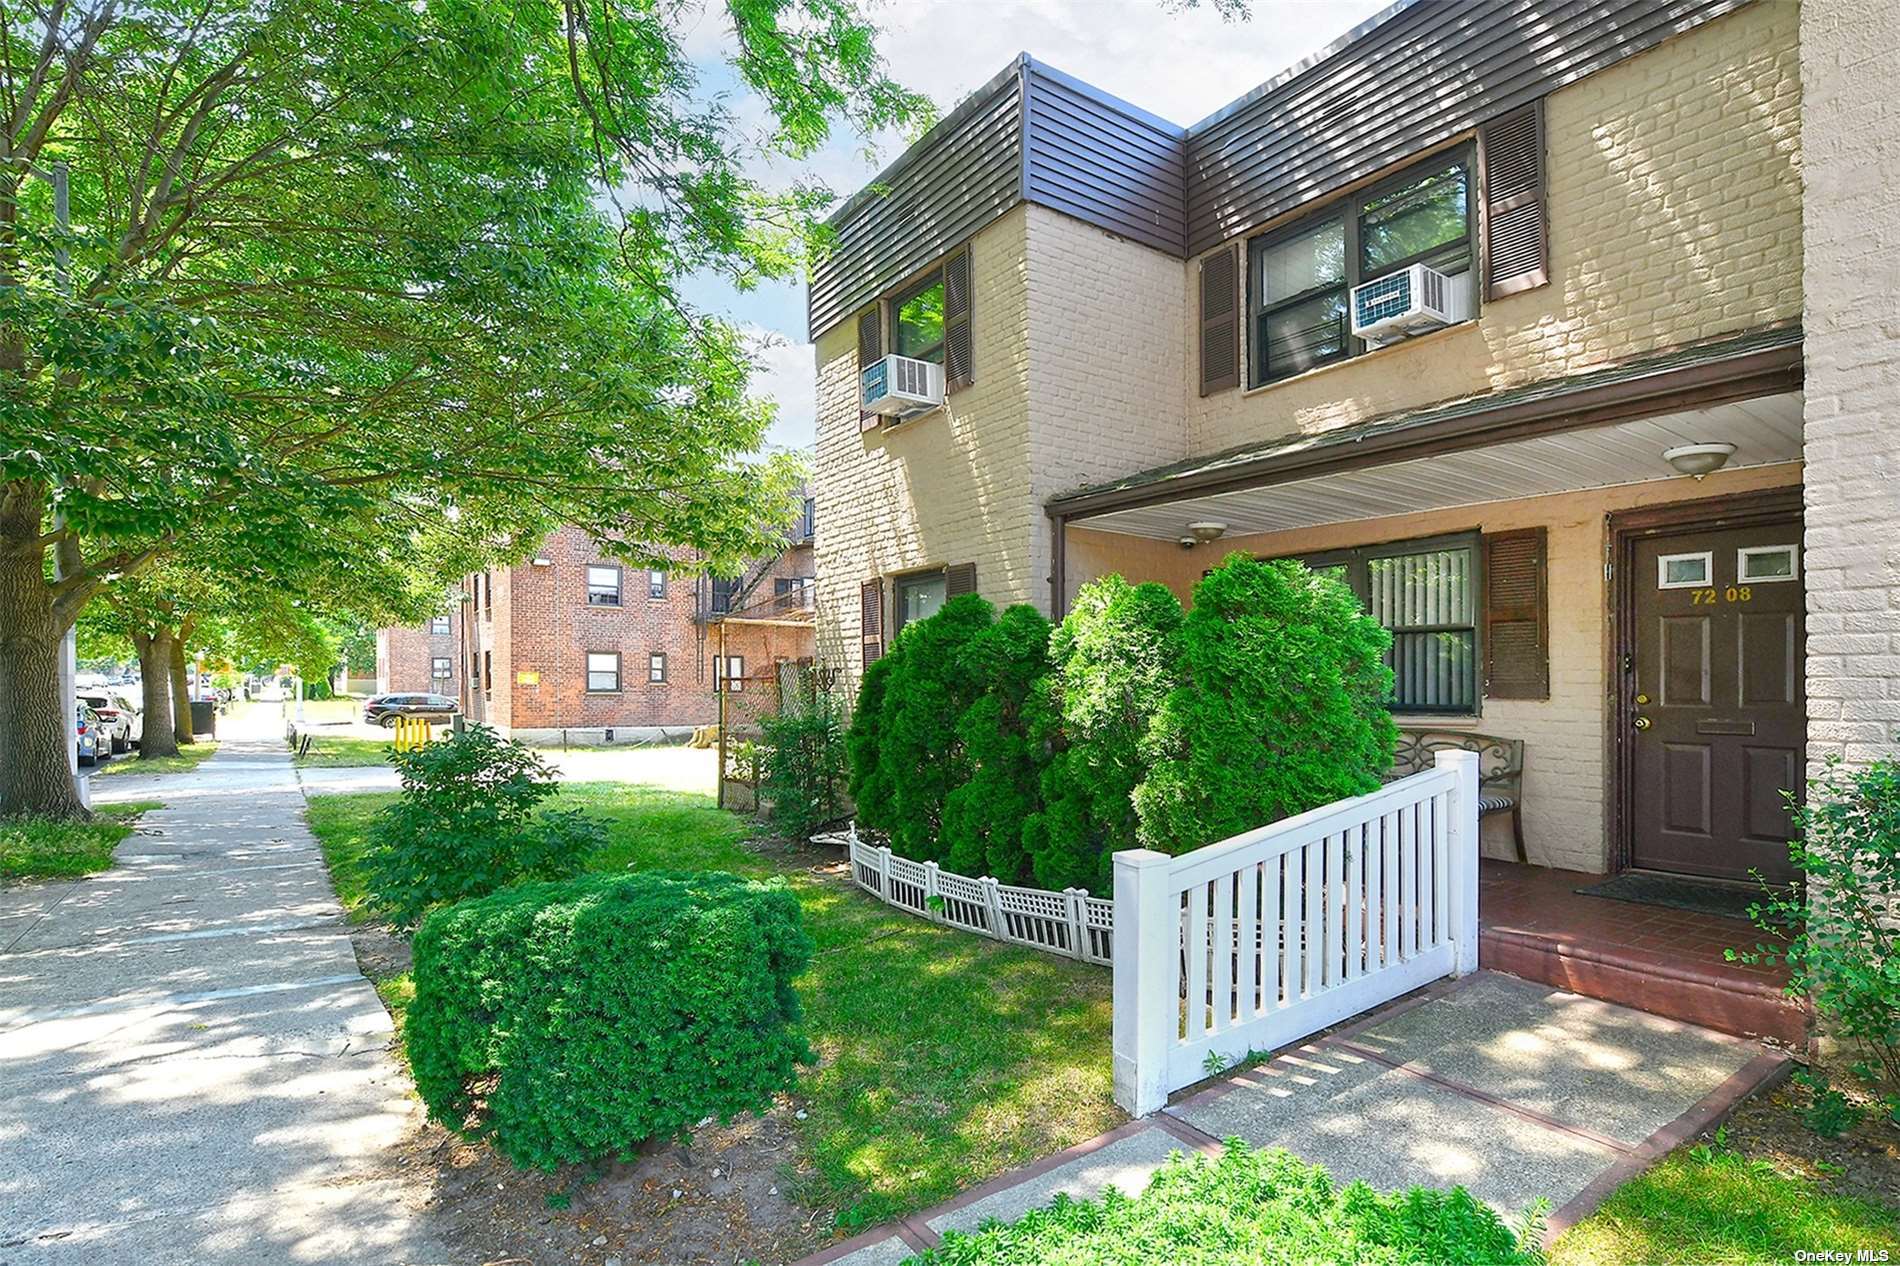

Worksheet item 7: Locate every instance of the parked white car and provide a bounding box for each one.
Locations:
[78,691,142,754]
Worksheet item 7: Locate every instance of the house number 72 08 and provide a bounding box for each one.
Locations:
[1689,586,1752,604]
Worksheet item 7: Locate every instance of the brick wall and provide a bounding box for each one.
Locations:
[1067,461,1805,872]
[376,615,461,696]
[813,206,1035,683]
[1182,0,1801,456]
[1801,0,1900,771]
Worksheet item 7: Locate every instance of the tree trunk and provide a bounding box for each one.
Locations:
[0,492,87,819]
[168,635,194,745]
[134,630,180,760]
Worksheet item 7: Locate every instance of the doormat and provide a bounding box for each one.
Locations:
[1573,873,1770,922]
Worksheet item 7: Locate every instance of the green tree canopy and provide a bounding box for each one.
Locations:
[0,0,927,815]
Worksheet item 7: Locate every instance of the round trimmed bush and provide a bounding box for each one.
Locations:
[1021,576,1184,893]
[1134,555,1396,855]
[407,869,812,1170]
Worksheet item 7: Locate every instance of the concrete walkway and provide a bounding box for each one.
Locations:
[802,972,1787,1265]
[0,726,447,1264]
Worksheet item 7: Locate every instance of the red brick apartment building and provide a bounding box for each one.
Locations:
[376,503,815,742]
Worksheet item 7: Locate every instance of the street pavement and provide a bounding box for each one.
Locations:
[0,708,448,1264]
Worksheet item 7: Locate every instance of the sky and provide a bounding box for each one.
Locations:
[677,0,1393,453]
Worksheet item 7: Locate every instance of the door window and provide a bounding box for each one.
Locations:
[1737,544,1799,583]
[1656,551,1712,589]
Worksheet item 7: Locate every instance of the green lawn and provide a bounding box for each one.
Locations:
[0,801,163,879]
[295,736,395,767]
[97,741,219,777]
[1552,1142,1900,1265]
[304,782,1121,1231]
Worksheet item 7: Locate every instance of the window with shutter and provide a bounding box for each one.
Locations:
[945,561,977,597]
[1480,101,1548,300]
[944,247,973,390]
[1199,244,1240,395]
[1483,528,1549,699]
[857,306,883,432]
[860,578,884,665]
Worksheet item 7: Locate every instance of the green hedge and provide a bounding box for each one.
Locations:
[1135,556,1397,855]
[912,1142,1540,1265]
[848,559,1396,890]
[407,870,812,1170]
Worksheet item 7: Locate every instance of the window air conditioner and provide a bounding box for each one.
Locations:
[1349,262,1468,348]
[860,354,944,419]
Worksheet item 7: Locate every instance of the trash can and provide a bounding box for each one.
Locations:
[190,699,217,737]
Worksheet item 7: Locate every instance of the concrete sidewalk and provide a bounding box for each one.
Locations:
[801,972,1787,1265]
[0,730,446,1264]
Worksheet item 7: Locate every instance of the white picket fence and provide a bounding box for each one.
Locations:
[1111,750,1480,1116]
[843,831,1115,964]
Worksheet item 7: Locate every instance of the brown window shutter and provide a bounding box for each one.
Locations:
[1198,244,1240,396]
[1480,101,1548,300]
[857,306,884,432]
[1483,528,1549,700]
[859,577,884,664]
[943,247,974,392]
[945,562,977,598]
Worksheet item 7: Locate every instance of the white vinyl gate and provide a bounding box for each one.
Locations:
[1111,750,1480,1115]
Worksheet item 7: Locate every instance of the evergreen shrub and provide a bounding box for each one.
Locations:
[941,604,1053,880]
[407,869,812,1170]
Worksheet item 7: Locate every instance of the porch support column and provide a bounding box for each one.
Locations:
[1048,510,1068,619]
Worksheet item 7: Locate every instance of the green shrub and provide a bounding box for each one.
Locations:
[1135,555,1397,855]
[759,675,848,841]
[912,1141,1540,1265]
[941,604,1053,881]
[1021,576,1184,894]
[1733,757,1900,1087]
[845,650,897,834]
[363,724,596,929]
[407,869,812,1170]
[849,594,996,862]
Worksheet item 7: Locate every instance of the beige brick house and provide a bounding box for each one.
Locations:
[812,0,1897,1037]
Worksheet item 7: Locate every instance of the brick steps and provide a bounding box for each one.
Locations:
[1481,924,1809,1046]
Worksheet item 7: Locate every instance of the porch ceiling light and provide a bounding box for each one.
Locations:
[1662,442,1736,478]
[1188,521,1228,545]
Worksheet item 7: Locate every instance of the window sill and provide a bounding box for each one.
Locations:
[1391,714,1482,727]
[583,690,622,696]
[1241,318,1478,399]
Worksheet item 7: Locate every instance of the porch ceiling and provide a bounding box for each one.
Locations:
[1074,390,1802,540]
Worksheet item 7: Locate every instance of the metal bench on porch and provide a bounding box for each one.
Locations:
[1391,730,1525,863]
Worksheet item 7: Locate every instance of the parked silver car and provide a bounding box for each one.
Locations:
[75,702,105,767]
[79,691,142,754]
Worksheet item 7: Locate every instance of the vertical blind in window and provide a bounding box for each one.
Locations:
[1289,535,1479,714]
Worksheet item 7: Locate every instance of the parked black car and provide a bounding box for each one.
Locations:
[362,693,460,727]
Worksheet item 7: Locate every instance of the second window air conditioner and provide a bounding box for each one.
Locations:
[1349,262,1469,347]
[860,354,945,419]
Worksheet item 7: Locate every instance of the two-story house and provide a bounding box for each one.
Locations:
[812,0,1895,1040]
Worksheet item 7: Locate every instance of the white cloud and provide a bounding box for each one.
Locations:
[740,323,818,455]
[684,0,1393,450]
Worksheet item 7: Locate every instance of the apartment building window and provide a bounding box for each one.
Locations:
[586,652,621,692]
[892,272,945,363]
[774,576,815,610]
[648,652,667,683]
[586,565,622,606]
[648,569,667,600]
[893,569,947,632]
[429,615,450,635]
[795,496,815,542]
[1283,532,1479,715]
[710,575,741,615]
[714,655,746,692]
[1249,151,1472,387]
[431,656,451,680]
[483,650,492,696]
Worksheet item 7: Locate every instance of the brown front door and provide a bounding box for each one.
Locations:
[1628,521,1803,884]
